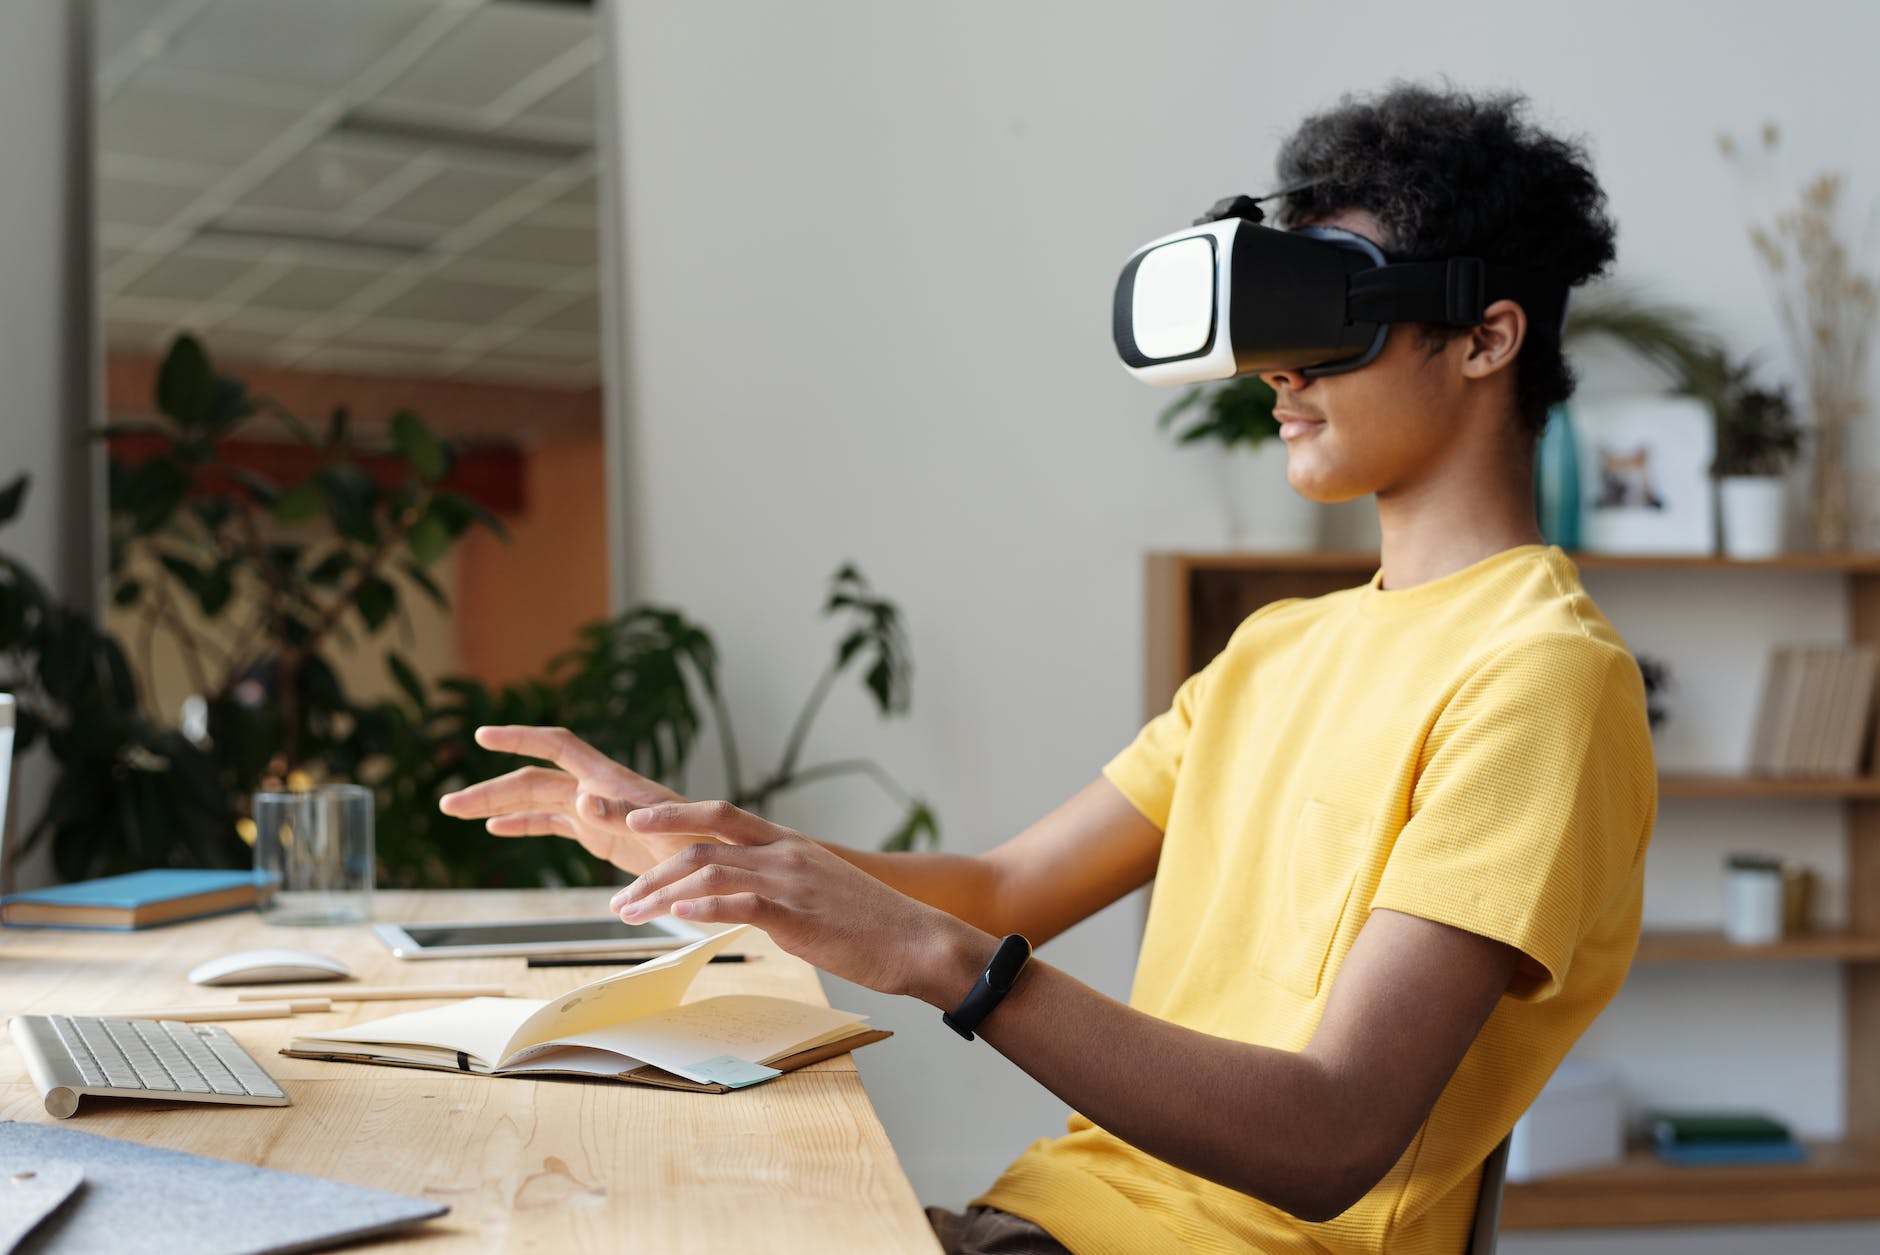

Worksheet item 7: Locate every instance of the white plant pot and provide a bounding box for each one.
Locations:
[1216,440,1319,551]
[1717,476,1786,559]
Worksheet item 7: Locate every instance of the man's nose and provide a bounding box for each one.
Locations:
[1257,366,1310,392]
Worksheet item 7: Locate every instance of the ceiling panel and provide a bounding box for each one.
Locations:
[192,326,316,363]
[118,250,257,304]
[100,176,203,228]
[472,218,596,267]
[95,0,172,65]
[236,143,413,216]
[502,329,600,360]
[105,318,187,357]
[375,3,593,116]
[374,165,538,230]
[464,353,599,387]
[373,274,539,325]
[334,318,464,350]
[514,64,595,128]
[532,292,597,334]
[98,0,603,389]
[102,83,303,170]
[246,262,385,313]
[161,0,440,90]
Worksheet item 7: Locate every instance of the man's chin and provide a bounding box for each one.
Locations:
[1282,463,1368,506]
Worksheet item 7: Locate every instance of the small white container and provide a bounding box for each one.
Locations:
[1725,855,1784,946]
[1717,476,1785,559]
[1506,1059,1624,1183]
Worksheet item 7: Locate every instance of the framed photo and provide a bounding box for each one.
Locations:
[1572,396,1715,555]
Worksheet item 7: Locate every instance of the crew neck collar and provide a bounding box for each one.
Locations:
[1358,544,1555,615]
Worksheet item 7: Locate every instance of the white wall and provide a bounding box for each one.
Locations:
[0,0,97,890]
[600,2,1880,1249]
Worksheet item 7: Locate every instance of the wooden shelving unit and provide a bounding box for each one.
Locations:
[1659,774,1880,800]
[1499,1141,1880,1229]
[1143,550,1880,1231]
[1637,929,1880,964]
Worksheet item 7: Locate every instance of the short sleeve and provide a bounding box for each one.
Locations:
[1101,600,1301,831]
[1370,633,1656,1001]
[1102,660,1214,832]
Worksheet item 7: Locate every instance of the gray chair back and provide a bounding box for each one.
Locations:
[1466,1136,1511,1255]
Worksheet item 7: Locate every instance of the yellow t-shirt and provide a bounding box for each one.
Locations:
[977,545,1656,1255]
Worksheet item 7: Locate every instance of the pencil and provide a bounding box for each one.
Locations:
[235,984,507,1002]
[101,999,332,1021]
[525,954,754,969]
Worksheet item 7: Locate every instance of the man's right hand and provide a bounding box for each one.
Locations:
[438,725,705,875]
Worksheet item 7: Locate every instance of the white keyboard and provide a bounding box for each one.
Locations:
[9,1014,290,1118]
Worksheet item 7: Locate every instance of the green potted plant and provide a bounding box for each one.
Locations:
[1156,374,1316,549]
[1,335,939,889]
[1690,351,1803,557]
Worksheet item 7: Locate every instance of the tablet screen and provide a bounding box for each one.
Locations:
[402,919,678,948]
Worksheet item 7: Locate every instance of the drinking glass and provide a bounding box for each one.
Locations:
[252,784,374,926]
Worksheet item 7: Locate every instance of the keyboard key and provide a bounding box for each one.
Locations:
[10,1014,289,1117]
[73,1018,139,1089]
[125,1021,180,1091]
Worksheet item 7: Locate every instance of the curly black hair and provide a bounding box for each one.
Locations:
[1274,83,1617,435]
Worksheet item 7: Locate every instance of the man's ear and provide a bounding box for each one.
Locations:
[1459,298,1527,380]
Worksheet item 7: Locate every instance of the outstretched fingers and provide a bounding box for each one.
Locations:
[482,811,578,839]
[614,854,769,922]
[439,765,574,819]
[474,725,622,778]
[666,892,779,925]
[625,800,791,847]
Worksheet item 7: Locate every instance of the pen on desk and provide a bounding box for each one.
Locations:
[235,983,508,1002]
[525,954,755,969]
[99,999,332,1022]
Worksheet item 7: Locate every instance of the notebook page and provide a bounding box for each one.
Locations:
[294,996,544,1070]
[496,924,750,1061]
[540,993,867,1083]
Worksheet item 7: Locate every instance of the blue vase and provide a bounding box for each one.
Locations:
[1535,403,1582,550]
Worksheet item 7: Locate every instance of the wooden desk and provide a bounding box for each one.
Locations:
[0,889,939,1252]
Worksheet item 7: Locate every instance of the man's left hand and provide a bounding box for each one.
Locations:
[612,801,991,1004]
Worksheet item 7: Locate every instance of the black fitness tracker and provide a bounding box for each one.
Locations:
[943,933,1031,1041]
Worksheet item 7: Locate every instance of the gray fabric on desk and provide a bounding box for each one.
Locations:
[0,1122,446,1255]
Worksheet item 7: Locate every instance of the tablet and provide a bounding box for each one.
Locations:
[372,915,707,960]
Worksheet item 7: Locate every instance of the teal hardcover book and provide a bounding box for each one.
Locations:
[0,869,265,930]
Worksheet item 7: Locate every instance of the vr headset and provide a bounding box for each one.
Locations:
[1113,193,1568,386]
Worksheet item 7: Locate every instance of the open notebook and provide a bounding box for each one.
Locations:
[282,925,888,1092]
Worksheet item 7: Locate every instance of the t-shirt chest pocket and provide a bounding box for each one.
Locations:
[1256,799,1373,999]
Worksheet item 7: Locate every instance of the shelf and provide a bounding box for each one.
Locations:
[1636,929,1880,964]
[1659,774,1880,800]
[1503,1141,1880,1230]
[1155,550,1880,574]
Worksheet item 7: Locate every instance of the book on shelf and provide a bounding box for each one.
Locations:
[1649,1110,1808,1166]
[283,925,888,1093]
[0,869,269,930]
[1748,644,1880,777]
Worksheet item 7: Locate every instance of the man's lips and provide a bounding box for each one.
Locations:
[1273,408,1325,438]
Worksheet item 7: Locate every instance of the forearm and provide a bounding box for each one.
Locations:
[910,925,1373,1222]
[817,778,1163,943]
[817,843,1013,935]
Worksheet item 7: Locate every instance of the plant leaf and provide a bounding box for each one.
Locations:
[880,799,939,853]
[408,512,451,567]
[0,474,27,525]
[400,559,450,609]
[356,576,396,632]
[386,651,427,711]
[156,335,214,429]
[273,481,325,524]
[391,410,448,482]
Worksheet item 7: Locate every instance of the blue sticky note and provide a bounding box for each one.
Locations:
[687,1055,782,1089]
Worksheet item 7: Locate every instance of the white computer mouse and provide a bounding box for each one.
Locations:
[187,948,353,986]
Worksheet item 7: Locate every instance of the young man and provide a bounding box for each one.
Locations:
[440,85,1654,1255]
